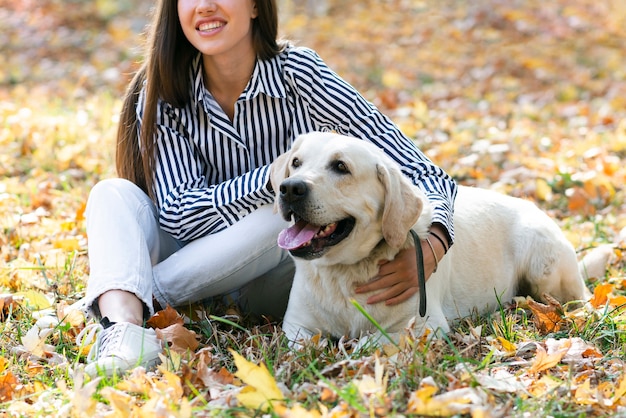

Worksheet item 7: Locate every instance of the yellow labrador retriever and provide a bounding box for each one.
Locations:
[272,132,590,345]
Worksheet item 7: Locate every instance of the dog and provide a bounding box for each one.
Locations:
[271,132,591,346]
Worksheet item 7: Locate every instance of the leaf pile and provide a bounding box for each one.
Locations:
[1,0,626,416]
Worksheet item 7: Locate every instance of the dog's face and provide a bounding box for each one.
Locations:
[271,132,425,265]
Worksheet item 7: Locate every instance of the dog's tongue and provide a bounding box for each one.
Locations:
[278,220,320,250]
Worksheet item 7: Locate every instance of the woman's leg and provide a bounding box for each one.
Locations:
[84,178,180,321]
[152,204,293,315]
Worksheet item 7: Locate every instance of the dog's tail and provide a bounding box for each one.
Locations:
[578,243,616,281]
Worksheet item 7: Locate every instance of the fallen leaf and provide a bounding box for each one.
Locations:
[590,283,613,309]
[99,386,134,416]
[528,339,572,375]
[496,336,517,352]
[14,290,51,310]
[230,349,284,412]
[0,371,18,402]
[155,323,199,353]
[273,403,323,417]
[527,295,564,334]
[147,304,184,329]
[574,378,597,405]
[613,374,626,404]
[407,381,485,416]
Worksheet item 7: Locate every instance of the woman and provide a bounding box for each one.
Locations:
[79,0,456,377]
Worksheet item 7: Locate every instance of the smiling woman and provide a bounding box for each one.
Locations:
[79,0,457,377]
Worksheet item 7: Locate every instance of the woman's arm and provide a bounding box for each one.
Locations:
[138,91,274,242]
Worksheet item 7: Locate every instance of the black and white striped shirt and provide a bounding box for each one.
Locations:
[137,46,457,243]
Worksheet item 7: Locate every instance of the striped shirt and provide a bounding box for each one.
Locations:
[137,46,457,243]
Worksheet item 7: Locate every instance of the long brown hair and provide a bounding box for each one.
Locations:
[116,0,287,197]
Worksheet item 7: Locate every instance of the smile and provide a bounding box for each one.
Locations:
[197,21,224,32]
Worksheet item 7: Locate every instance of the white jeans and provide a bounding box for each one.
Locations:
[84,178,294,319]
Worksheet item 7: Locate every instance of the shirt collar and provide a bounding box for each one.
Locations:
[191,52,287,106]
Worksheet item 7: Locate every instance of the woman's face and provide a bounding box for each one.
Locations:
[178,0,258,58]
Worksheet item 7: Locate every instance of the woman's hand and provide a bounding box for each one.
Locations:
[355,225,448,306]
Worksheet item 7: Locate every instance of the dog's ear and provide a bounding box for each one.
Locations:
[270,151,291,212]
[377,162,424,249]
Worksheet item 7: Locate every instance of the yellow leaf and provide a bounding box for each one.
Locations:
[230,349,284,411]
[382,69,403,89]
[613,374,626,403]
[574,379,597,405]
[497,337,517,352]
[273,403,323,417]
[535,178,552,201]
[528,339,571,375]
[100,387,134,415]
[53,237,80,251]
[408,384,482,416]
[14,290,51,310]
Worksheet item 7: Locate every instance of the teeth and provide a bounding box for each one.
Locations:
[314,223,336,239]
[198,22,224,31]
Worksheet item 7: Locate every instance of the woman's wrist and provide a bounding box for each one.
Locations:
[428,224,450,259]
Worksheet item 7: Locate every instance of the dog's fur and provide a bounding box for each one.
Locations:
[272,132,591,345]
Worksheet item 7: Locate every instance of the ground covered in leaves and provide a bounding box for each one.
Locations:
[1,0,626,416]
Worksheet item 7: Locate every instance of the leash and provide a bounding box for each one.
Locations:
[409,230,427,317]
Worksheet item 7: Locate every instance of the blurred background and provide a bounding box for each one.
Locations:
[1,0,626,260]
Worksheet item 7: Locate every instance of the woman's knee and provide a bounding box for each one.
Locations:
[87,178,151,212]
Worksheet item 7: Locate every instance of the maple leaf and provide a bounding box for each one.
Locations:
[155,323,199,353]
[527,339,572,375]
[147,304,184,328]
[0,371,18,402]
[230,349,285,412]
[590,282,613,309]
[527,294,564,335]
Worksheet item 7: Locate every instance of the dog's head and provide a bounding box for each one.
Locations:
[271,132,429,264]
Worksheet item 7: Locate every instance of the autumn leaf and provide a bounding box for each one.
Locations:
[496,336,517,352]
[147,304,184,329]
[528,339,572,375]
[574,378,597,405]
[99,386,134,415]
[14,290,52,310]
[0,294,19,320]
[0,371,18,402]
[590,282,613,308]
[230,349,285,411]
[613,374,626,404]
[155,323,199,353]
[407,378,485,416]
[527,294,564,335]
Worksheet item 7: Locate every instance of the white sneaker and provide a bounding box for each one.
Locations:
[77,319,163,377]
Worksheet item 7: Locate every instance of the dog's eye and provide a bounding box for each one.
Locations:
[291,158,301,168]
[333,160,350,174]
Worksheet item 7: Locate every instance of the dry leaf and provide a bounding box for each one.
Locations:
[528,339,572,375]
[147,304,184,329]
[0,371,18,402]
[407,379,485,416]
[230,349,284,411]
[155,323,199,353]
[527,295,564,334]
[590,283,613,309]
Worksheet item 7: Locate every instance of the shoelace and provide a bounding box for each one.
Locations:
[76,322,124,362]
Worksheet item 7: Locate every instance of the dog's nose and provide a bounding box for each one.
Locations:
[280,178,308,203]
